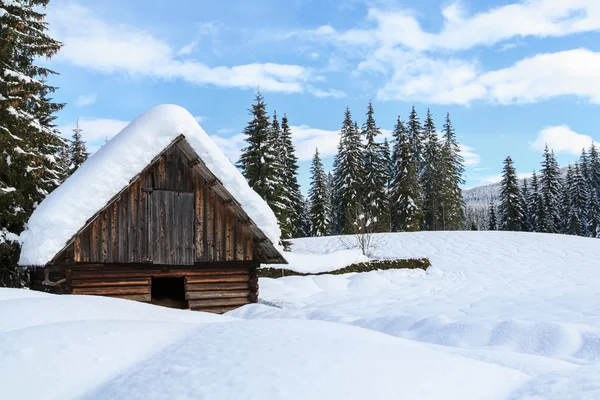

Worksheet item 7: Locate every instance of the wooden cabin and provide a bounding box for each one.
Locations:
[27,134,286,313]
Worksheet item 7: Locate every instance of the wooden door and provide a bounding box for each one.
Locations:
[150,190,195,265]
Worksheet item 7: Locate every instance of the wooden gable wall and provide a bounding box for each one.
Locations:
[71,145,255,266]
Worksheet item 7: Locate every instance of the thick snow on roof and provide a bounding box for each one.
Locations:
[19,104,281,266]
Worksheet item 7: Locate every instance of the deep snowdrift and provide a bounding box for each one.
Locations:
[19,104,281,266]
[0,289,525,400]
[232,231,600,398]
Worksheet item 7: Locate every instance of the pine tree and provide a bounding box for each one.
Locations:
[529,171,544,232]
[587,191,600,238]
[561,166,574,234]
[487,200,497,231]
[299,196,312,238]
[540,146,562,233]
[69,119,89,173]
[308,149,330,236]
[421,109,443,230]
[332,108,364,234]
[361,101,389,232]
[439,113,465,230]
[237,91,283,228]
[571,163,589,237]
[520,179,532,232]
[407,106,425,173]
[56,139,71,181]
[0,0,64,287]
[277,114,303,239]
[499,156,523,231]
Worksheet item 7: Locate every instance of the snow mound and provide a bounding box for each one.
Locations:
[264,249,369,274]
[0,289,528,400]
[19,104,280,266]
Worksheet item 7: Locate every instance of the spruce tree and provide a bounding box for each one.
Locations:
[499,156,523,231]
[439,113,465,230]
[299,196,312,238]
[69,119,88,173]
[529,171,544,232]
[277,114,303,239]
[487,200,497,231]
[308,149,330,236]
[332,108,364,234]
[571,163,589,237]
[520,179,532,232]
[0,0,64,287]
[237,92,283,227]
[421,109,443,230]
[361,101,389,232]
[561,166,574,234]
[540,146,562,233]
[390,130,423,232]
[407,106,426,176]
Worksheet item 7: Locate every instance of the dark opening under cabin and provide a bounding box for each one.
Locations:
[19,105,286,313]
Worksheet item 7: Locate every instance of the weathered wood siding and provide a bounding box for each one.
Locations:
[72,146,256,265]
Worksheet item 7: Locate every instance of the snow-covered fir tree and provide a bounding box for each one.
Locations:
[332,108,364,234]
[520,179,532,232]
[560,166,574,234]
[308,149,330,236]
[499,156,523,231]
[389,120,422,232]
[237,92,283,227]
[299,196,312,238]
[421,109,443,230]
[407,106,425,174]
[69,119,89,173]
[361,101,389,232]
[529,171,544,233]
[487,200,497,231]
[439,113,465,230]
[0,0,64,287]
[570,163,589,237]
[540,146,562,233]
[276,113,303,239]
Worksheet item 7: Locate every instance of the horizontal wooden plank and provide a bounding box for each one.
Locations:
[72,286,150,295]
[103,294,152,302]
[185,290,249,300]
[189,305,242,314]
[185,275,249,284]
[188,298,250,308]
[71,278,151,288]
[185,282,249,292]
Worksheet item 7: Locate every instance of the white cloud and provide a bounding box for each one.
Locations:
[532,125,597,155]
[377,48,600,105]
[209,133,245,163]
[74,93,97,107]
[312,0,600,52]
[47,3,337,96]
[60,118,129,153]
[194,116,207,123]
[460,144,481,167]
[482,172,532,185]
[307,86,347,98]
[177,41,197,56]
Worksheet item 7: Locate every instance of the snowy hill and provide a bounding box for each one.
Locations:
[2,231,600,399]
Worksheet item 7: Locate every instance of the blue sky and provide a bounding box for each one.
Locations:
[44,0,600,193]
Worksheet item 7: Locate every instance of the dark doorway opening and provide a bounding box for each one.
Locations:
[151,277,187,309]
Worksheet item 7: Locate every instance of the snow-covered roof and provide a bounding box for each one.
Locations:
[19,104,281,266]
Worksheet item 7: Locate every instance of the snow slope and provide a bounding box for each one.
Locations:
[232,231,600,398]
[0,289,526,400]
[19,104,280,266]
[4,231,600,398]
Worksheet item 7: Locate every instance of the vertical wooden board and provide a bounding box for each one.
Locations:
[235,223,245,261]
[158,157,166,189]
[186,193,195,264]
[119,191,127,263]
[80,226,90,262]
[226,214,234,261]
[101,209,109,263]
[206,190,215,261]
[245,237,254,261]
[215,199,223,261]
[74,235,81,263]
[111,200,118,262]
[177,193,184,264]
[126,181,137,263]
[194,175,204,261]
[91,219,100,262]
[140,192,148,262]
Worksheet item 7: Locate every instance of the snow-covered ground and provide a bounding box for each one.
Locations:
[2,231,600,399]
